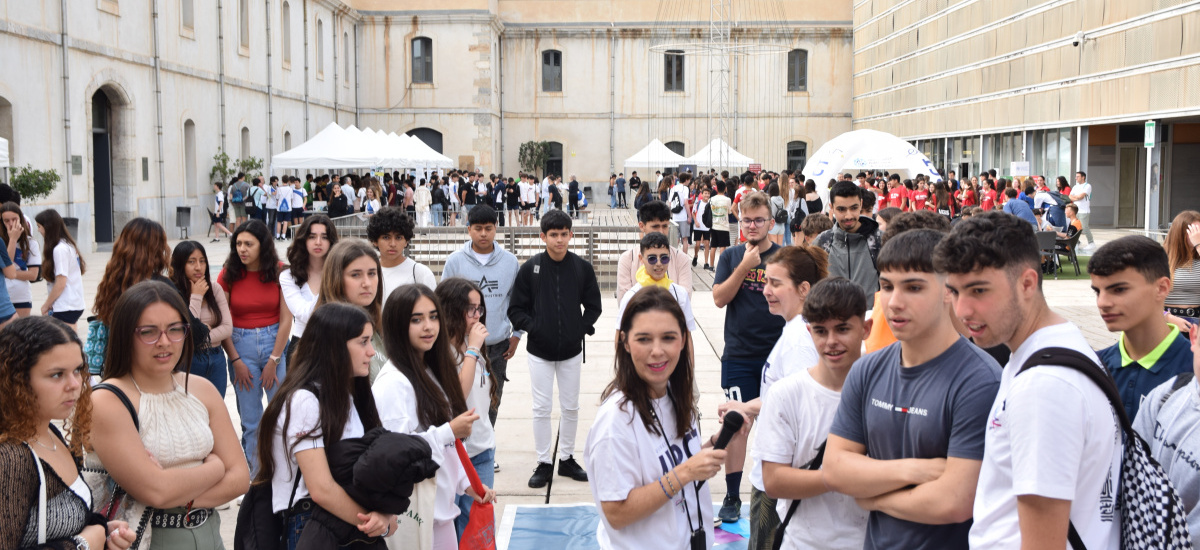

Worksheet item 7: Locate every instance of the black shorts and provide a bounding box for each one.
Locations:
[276,210,293,223]
[50,310,84,325]
[693,229,710,242]
[721,359,764,402]
[710,230,731,248]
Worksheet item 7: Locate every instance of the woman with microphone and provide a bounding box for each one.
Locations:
[585,286,726,549]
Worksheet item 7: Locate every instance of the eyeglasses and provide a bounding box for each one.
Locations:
[645,254,670,265]
[135,323,189,345]
[467,305,485,317]
[740,218,770,227]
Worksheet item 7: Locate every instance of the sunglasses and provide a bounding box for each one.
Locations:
[645,254,671,265]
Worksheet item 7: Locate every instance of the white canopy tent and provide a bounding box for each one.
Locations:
[802,129,943,184]
[623,139,688,168]
[401,133,455,169]
[686,138,755,169]
[0,137,9,169]
[270,123,455,171]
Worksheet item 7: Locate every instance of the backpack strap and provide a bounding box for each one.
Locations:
[1160,373,1195,407]
[771,441,827,550]
[93,382,140,431]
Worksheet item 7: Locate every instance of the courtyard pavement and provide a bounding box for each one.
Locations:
[32,211,1134,546]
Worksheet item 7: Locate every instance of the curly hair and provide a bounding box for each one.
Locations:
[0,316,92,457]
[366,207,415,244]
[222,220,282,284]
[93,218,171,324]
[286,215,339,287]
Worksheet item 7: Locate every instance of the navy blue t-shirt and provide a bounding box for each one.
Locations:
[1098,332,1194,421]
[0,244,14,319]
[830,338,1001,550]
[714,243,786,363]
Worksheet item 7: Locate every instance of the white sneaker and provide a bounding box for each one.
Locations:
[494,461,501,473]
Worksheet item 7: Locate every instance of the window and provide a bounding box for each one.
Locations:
[316,19,324,76]
[181,0,194,30]
[281,2,291,64]
[665,50,684,92]
[184,120,196,195]
[545,142,564,177]
[665,141,685,156]
[239,0,249,48]
[406,128,443,154]
[787,141,807,173]
[412,37,433,84]
[284,131,292,151]
[542,50,562,92]
[240,127,250,160]
[787,49,808,92]
[344,32,350,83]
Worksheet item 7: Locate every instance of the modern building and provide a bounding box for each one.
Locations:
[0,0,852,249]
[851,0,1200,230]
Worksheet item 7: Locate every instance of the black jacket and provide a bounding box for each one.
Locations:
[508,251,603,361]
[327,194,350,218]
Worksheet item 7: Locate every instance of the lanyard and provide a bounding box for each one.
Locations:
[649,393,702,537]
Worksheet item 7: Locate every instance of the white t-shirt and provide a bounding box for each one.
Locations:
[372,363,466,524]
[290,186,307,210]
[279,268,317,339]
[265,186,278,209]
[692,199,710,231]
[269,389,365,512]
[356,187,367,209]
[458,345,496,457]
[1073,182,1093,213]
[751,315,819,491]
[669,184,690,223]
[340,183,354,205]
[47,241,85,312]
[6,237,42,304]
[615,283,696,334]
[470,249,493,267]
[969,322,1121,550]
[585,391,715,550]
[753,370,868,550]
[381,258,437,303]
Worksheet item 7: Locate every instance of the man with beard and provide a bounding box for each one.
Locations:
[712,191,788,523]
[814,180,884,309]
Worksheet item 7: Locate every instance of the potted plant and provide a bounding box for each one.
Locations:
[8,164,77,238]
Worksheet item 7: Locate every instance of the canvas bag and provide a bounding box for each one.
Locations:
[81,383,154,549]
[386,476,435,550]
[1018,347,1191,550]
[455,440,496,550]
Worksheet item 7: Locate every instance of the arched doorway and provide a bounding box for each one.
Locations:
[545,141,563,178]
[0,96,12,184]
[406,128,443,154]
[92,91,115,243]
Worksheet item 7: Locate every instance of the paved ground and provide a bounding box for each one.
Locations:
[35,209,1134,546]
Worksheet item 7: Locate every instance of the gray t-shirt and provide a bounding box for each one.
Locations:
[1134,375,1200,549]
[830,338,1001,550]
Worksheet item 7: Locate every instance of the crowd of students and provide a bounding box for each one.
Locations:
[4,164,1200,550]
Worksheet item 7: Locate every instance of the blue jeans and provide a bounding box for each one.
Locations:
[229,324,287,476]
[285,508,313,550]
[431,204,444,226]
[192,346,228,398]
[453,447,495,539]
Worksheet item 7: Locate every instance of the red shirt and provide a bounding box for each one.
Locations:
[958,189,977,207]
[910,190,929,211]
[980,189,997,211]
[887,187,908,210]
[218,263,284,329]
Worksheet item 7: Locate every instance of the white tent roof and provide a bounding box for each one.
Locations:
[0,137,9,168]
[802,129,943,184]
[270,123,455,171]
[401,134,455,169]
[686,139,755,169]
[623,139,687,168]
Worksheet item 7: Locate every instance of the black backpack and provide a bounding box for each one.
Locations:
[772,442,826,550]
[1018,348,1191,550]
[702,203,713,229]
[771,199,788,225]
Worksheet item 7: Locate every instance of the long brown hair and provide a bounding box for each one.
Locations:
[1166,210,1200,273]
[435,277,499,407]
[605,286,697,438]
[34,209,86,282]
[286,214,339,287]
[101,280,195,388]
[93,218,171,324]
[315,239,383,327]
[0,202,32,259]
[0,316,93,457]
[380,284,468,429]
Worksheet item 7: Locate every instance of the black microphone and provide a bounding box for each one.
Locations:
[713,411,745,450]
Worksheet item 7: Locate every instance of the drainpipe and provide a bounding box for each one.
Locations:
[303,0,310,137]
[609,26,615,176]
[333,19,339,123]
[217,0,227,151]
[59,0,74,207]
[354,23,360,127]
[265,0,274,160]
[498,32,503,175]
[152,0,167,221]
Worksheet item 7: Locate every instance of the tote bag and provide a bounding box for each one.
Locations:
[387,476,435,550]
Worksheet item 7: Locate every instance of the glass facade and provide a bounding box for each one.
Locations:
[1029,128,1075,181]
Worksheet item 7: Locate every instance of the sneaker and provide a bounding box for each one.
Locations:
[692,255,698,267]
[558,456,589,482]
[717,494,741,523]
[703,263,712,270]
[528,462,553,488]
[494,461,501,473]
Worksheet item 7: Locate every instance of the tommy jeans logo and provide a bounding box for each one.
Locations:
[871,398,929,417]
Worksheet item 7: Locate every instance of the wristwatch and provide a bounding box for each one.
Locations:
[269,355,281,364]
[73,534,91,550]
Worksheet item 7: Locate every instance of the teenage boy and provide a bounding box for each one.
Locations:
[1090,236,1193,420]
[708,180,734,271]
[934,212,1121,549]
[509,210,603,488]
[886,175,908,211]
[442,204,524,428]
[824,228,1001,550]
[712,191,788,523]
[616,200,693,298]
[692,186,712,268]
[814,180,883,309]
[756,277,872,550]
[367,207,436,300]
[614,232,696,334]
[230,173,250,228]
[1001,187,1036,228]
[670,173,693,254]
[1070,171,1094,248]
